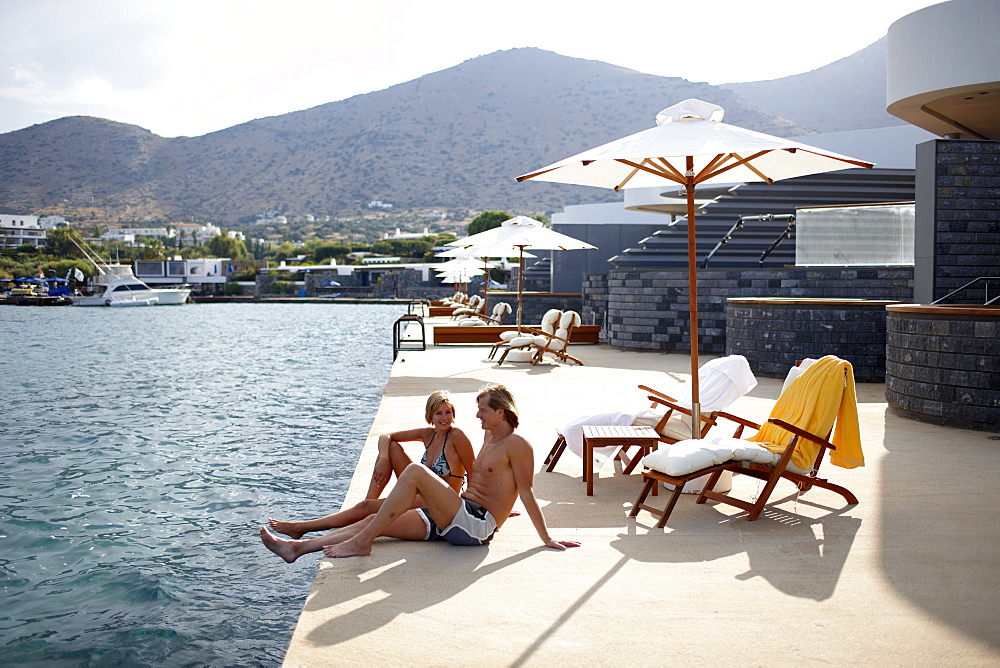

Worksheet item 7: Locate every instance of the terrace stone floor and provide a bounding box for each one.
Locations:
[280,317,1000,666]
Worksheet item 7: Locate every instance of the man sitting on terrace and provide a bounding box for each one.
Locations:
[260,383,579,561]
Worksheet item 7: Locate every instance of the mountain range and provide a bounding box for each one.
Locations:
[0,38,901,227]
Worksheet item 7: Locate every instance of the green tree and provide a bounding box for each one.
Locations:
[45,226,89,258]
[272,241,297,261]
[207,231,249,259]
[310,241,353,264]
[467,211,511,236]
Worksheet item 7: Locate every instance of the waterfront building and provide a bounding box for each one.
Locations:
[134,257,231,294]
[0,213,44,249]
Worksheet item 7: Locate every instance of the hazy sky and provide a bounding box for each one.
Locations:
[0,0,944,138]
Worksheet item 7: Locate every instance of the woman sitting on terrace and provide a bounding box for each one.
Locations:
[268,390,475,539]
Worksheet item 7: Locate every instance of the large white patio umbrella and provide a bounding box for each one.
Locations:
[516,99,874,434]
[446,216,596,330]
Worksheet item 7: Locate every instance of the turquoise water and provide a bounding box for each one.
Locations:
[0,303,402,666]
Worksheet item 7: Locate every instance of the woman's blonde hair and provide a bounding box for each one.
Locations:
[477,383,518,428]
[425,390,455,424]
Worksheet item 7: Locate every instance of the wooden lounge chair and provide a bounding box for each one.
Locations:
[451,294,484,319]
[543,354,758,473]
[489,308,561,361]
[476,301,512,325]
[544,384,719,473]
[456,301,509,326]
[631,355,863,527]
[527,310,583,365]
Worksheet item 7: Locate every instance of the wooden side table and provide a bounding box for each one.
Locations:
[581,425,660,496]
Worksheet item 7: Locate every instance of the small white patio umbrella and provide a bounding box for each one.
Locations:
[435,247,533,310]
[516,99,874,434]
[446,216,596,330]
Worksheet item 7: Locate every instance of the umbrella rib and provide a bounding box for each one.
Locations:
[703,151,774,183]
[653,157,687,182]
[613,161,645,191]
[695,154,730,182]
[616,159,685,186]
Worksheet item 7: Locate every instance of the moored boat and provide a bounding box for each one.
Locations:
[72,265,190,306]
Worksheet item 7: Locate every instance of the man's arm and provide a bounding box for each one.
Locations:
[451,428,476,476]
[508,437,580,550]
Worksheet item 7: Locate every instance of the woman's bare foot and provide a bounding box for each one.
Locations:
[260,527,303,563]
[268,518,305,539]
[322,537,372,559]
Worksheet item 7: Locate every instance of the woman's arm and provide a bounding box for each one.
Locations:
[387,427,431,443]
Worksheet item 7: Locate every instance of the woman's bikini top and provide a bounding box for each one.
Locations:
[421,428,463,480]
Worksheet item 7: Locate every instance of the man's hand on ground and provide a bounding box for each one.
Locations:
[544,539,581,550]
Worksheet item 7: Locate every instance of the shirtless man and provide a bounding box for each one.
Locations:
[260,384,579,561]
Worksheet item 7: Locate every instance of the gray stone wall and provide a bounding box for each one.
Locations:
[300,270,457,300]
[886,309,1000,431]
[591,267,913,353]
[489,292,583,326]
[726,300,897,382]
[582,273,608,330]
[914,139,1000,303]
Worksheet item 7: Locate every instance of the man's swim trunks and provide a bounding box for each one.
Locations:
[417,498,497,546]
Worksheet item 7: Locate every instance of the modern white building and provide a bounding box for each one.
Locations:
[0,214,44,249]
[173,222,223,245]
[886,0,999,140]
[100,227,174,243]
[133,257,231,291]
[382,227,431,240]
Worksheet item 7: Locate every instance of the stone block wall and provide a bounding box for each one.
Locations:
[488,292,583,326]
[914,139,1000,303]
[886,307,1000,431]
[726,300,898,382]
[589,267,913,353]
[581,273,608,330]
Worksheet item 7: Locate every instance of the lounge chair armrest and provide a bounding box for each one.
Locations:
[646,394,688,414]
[713,410,760,438]
[646,396,718,429]
[638,385,679,404]
[766,418,835,450]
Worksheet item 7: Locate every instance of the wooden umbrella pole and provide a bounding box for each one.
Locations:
[516,248,525,332]
[482,258,488,312]
[686,156,702,438]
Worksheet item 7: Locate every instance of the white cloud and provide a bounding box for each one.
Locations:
[0,0,945,137]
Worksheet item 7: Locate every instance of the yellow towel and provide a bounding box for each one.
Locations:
[749,355,864,470]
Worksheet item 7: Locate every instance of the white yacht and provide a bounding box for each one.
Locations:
[73,265,191,306]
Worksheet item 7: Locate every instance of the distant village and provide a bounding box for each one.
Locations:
[0,209,494,301]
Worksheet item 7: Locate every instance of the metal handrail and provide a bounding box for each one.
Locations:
[759,215,797,265]
[701,213,795,268]
[932,277,1000,305]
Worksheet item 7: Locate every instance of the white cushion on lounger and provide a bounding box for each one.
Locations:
[540,309,562,334]
[642,436,775,477]
[559,311,581,329]
[499,330,519,342]
[780,357,819,395]
[632,413,693,441]
[508,336,535,348]
[458,318,484,326]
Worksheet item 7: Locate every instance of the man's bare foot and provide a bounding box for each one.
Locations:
[268,518,305,539]
[322,538,372,559]
[260,527,302,563]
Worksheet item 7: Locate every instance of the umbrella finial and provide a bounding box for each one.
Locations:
[656,99,725,126]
